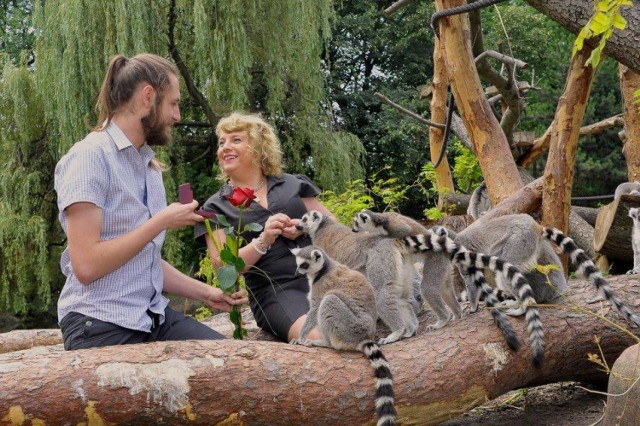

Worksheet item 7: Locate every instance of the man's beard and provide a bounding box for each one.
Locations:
[141,106,171,147]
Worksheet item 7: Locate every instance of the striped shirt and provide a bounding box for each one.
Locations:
[54,122,168,331]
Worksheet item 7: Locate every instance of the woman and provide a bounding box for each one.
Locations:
[195,112,333,342]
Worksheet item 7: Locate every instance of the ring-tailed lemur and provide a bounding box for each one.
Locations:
[296,211,418,345]
[415,213,640,329]
[627,208,640,275]
[290,246,396,426]
[351,211,539,363]
[352,210,462,330]
[614,181,640,199]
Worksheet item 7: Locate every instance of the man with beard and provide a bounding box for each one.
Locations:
[54,53,247,350]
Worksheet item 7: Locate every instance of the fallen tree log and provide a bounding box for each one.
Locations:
[0,329,62,355]
[1,276,639,425]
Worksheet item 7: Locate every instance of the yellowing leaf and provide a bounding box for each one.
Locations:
[590,13,612,35]
[613,14,627,29]
[533,264,561,275]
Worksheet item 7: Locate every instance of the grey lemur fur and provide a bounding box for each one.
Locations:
[627,208,640,275]
[296,211,418,345]
[290,246,396,426]
[352,210,532,364]
[467,167,534,219]
[614,181,640,199]
[352,210,462,331]
[438,214,640,332]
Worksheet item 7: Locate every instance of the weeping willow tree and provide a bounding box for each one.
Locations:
[0,61,59,317]
[0,0,364,319]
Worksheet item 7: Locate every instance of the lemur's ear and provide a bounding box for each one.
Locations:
[290,248,301,256]
[312,249,323,262]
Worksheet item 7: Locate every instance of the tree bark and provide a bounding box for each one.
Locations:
[0,329,62,355]
[619,64,640,181]
[594,194,640,262]
[1,277,639,425]
[541,44,598,233]
[524,0,640,74]
[435,0,524,206]
[430,35,456,208]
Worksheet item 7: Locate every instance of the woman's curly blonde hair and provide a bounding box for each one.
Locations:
[215,112,284,181]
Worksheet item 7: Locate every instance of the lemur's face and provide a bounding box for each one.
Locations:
[431,225,449,237]
[296,211,323,236]
[351,210,385,235]
[351,210,372,233]
[291,246,325,277]
[629,208,640,222]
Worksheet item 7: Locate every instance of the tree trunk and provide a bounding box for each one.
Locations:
[524,0,640,74]
[1,277,639,425]
[541,44,598,233]
[430,35,456,208]
[435,0,524,206]
[594,194,640,262]
[619,64,640,181]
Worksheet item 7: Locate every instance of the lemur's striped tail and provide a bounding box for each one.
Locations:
[543,228,640,328]
[359,341,396,426]
[403,232,544,366]
[464,265,521,352]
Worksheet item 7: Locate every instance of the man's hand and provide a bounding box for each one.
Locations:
[203,287,248,312]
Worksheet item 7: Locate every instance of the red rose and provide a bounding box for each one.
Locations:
[226,187,256,208]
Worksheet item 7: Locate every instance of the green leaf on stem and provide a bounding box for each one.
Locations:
[217,265,238,292]
[216,214,230,227]
[244,222,263,232]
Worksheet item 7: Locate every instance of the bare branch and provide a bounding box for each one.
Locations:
[474,50,528,69]
[383,0,416,17]
[519,114,624,167]
[374,92,445,129]
[167,0,217,128]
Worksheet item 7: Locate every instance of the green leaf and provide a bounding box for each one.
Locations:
[216,214,230,227]
[217,265,238,292]
[589,46,602,67]
[233,256,245,271]
[223,226,235,236]
[244,222,263,232]
[226,234,239,253]
[220,247,236,264]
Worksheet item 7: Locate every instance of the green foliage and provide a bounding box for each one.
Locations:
[0,0,362,322]
[326,1,436,215]
[0,62,61,315]
[0,0,35,66]
[318,168,411,224]
[318,179,373,225]
[635,89,640,114]
[451,141,483,194]
[573,0,632,67]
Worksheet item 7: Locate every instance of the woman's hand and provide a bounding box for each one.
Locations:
[281,218,303,240]
[203,287,248,313]
[260,213,291,246]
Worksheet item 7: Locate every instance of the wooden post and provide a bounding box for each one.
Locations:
[434,0,523,206]
[430,34,456,208]
[541,44,598,232]
[619,64,640,181]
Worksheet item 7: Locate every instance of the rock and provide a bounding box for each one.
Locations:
[602,343,640,426]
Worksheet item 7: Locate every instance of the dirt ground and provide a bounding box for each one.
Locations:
[440,382,607,426]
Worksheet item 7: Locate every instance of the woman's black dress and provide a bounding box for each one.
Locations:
[195,173,320,342]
